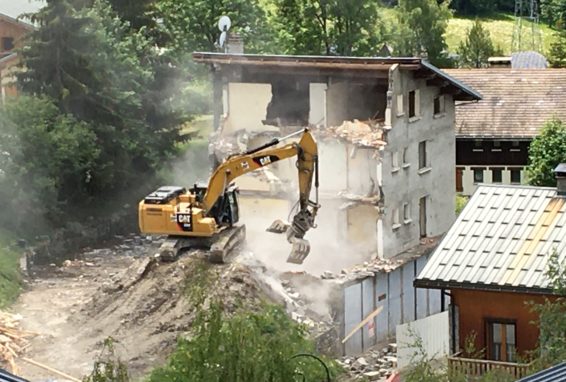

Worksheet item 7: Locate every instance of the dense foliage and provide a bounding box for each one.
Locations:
[271,0,384,56]
[527,118,566,187]
[457,20,498,68]
[393,0,453,66]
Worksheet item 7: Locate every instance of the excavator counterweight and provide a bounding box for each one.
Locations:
[138,129,320,264]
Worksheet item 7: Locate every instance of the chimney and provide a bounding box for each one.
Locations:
[226,32,244,54]
[554,163,566,196]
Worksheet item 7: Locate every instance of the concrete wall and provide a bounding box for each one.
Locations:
[223,83,272,134]
[309,83,327,126]
[380,68,456,258]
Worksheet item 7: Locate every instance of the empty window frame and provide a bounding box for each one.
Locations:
[491,168,503,183]
[473,168,484,183]
[433,95,445,115]
[510,168,522,184]
[402,147,409,167]
[418,141,427,169]
[1,37,14,51]
[409,90,420,118]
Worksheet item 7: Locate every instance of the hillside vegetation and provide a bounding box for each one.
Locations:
[0,230,21,308]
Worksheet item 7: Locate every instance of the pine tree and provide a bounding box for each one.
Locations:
[457,20,496,68]
[548,31,566,68]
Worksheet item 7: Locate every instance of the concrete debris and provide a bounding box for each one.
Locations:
[317,119,387,148]
[337,342,398,381]
[334,236,442,283]
[338,191,381,206]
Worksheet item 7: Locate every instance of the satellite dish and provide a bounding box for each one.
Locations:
[219,31,227,48]
[218,16,231,32]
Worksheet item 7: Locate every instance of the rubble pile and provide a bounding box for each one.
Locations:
[337,343,398,381]
[322,237,440,283]
[0,311,34,373]
[323,120,387,148]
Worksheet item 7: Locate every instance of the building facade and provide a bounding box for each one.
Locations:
[446,69,566,195]
[194,53,481,265]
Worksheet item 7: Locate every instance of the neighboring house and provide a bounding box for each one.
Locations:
[0,13,34,101]
[194,52,482,355]
[446,68,566,195]
[415,166,566,379]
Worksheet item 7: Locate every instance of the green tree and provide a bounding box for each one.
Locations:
[527,118,566,186]
[155,0,274,54]
[457,19,496,68]
[0,97,100,232]
[529,251,566,368]
[394,0,453,66]
[272,0,383,56]
[548,31,566,67]
[541,0,566,29]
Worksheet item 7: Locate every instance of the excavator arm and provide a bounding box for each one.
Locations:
[203,129,319,263]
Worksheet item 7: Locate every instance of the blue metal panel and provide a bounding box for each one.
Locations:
[388,268,402,336]
[344,283,363,355]
[362,277,375,351]
[402,263,415,324]
[416,256,429,319]
[375,272,389,342]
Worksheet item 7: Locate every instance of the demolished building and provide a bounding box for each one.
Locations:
[193,52,482,354]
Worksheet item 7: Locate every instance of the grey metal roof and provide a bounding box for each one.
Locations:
[555,163,566,174]
[516,362,566,382]
[511,51,549,69]
[415,184,566,293]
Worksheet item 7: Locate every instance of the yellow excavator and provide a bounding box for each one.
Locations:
[138,129,319,264]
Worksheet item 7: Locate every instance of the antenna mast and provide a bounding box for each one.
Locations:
[512,0,542,52]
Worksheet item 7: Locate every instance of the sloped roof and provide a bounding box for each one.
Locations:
[445,69,566,139]
[0,13,34,31]
[415,184,566,294]
[516,362,566,382]
[193,52,482,101]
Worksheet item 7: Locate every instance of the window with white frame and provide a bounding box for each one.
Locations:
[391,151,399,171]
[433,95,445,115]
[396,94,404,116]
[392,207,400,229]
[409,89,420,118]
[403,202,411,223]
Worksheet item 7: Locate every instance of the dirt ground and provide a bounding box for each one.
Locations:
[12,236,316,382]
[11,237,277,382]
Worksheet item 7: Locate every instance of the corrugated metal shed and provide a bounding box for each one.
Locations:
[516,362,566,382]
[415,184,566,294]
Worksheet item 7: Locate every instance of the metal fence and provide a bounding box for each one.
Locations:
[342,253,447,355]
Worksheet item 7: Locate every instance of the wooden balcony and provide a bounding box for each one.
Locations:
[448,352,534,379]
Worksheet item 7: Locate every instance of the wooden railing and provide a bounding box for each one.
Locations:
[448,352,534,379]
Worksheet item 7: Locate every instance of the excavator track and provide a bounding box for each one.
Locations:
[157,225,246,263]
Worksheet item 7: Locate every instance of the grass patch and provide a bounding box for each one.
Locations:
[446,13,556,56]
[0,230,22,308]
[379,8,557,57]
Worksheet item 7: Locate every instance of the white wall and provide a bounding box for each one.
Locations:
[223,83,272,134]
[397,311,450,369]
[309,83,327,126]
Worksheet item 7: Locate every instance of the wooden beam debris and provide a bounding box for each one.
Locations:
[342,306,383,344]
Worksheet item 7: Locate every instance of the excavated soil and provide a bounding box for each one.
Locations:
[12,237,278,381]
